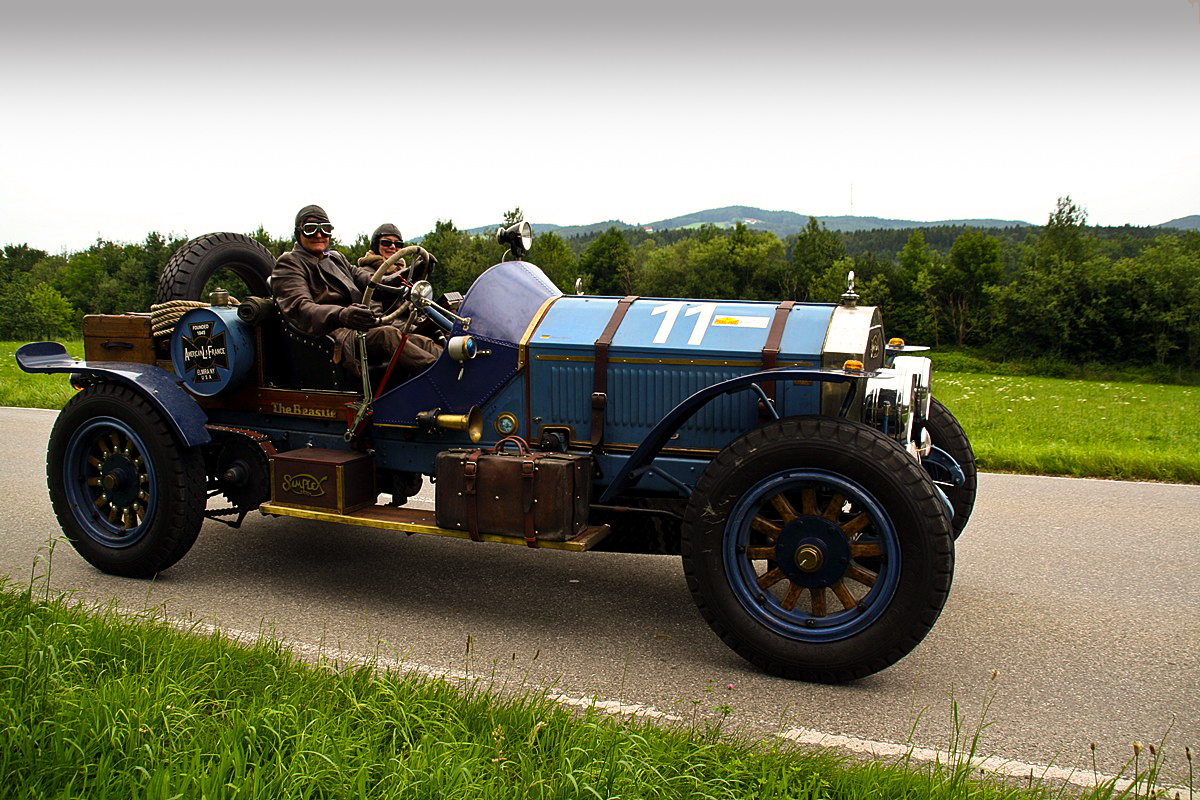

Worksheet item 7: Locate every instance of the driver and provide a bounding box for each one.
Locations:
[271,205,442,379]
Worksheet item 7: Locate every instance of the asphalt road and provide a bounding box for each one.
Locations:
[3,406,1197,788]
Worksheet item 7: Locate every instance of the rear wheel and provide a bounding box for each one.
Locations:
[682,417,953,683]
[47,383,206,577]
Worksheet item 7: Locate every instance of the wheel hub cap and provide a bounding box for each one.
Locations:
[794,544,823,572]
[100,457,140,508]
[775,516,851,588]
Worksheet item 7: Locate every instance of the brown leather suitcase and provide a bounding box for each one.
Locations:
[435,437,592,546]
[83,313,156,365]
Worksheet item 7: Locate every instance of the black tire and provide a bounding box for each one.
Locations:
[923,397,977,539]
[682,417,953,683]
[155,232,275,304]
[47,383,206,577]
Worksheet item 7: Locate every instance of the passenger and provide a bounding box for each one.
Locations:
[272,205,442,379]
[358,223,437,283]
[358,223,402,271]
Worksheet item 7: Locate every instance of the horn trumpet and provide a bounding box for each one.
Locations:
[417,406,483,443]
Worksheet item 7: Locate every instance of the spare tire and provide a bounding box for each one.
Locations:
[156,232,276,304]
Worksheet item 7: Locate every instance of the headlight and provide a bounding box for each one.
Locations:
[496,221,533,259]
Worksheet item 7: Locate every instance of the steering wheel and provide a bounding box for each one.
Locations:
[361,245,433,327]
[361,246,460,336]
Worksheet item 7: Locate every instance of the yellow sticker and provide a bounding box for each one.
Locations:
[712,315,769,328]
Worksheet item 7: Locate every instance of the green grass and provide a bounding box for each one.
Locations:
[0,340,81,410]
[924,347,1200,386]
[3,580,1186,800]
[5,340,1200,484]
[934,373,1200,483]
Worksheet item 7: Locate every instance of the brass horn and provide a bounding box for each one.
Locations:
[418,406,483,443]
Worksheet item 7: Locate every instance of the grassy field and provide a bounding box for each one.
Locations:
[934,373,1200,484]
[0,340,84,410]
[2,582,1183,800]
[6,340,1199,484]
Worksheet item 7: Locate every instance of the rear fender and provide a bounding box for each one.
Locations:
[598,367,861,503]
[17,342,211,447]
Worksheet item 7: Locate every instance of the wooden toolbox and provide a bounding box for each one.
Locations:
[271,448,377,514]
[83,313,156,364]
[435,437,592,546]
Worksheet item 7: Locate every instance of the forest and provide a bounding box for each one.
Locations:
[2,198,1198,377]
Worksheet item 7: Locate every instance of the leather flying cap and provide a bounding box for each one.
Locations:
[370,223,404,254]
[294,204,330,237]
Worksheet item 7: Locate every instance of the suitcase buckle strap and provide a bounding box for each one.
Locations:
[464,451,482,541]
[463,453,480,494]
[521,457,538,547]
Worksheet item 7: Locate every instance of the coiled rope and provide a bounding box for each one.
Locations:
[150,297,240,337]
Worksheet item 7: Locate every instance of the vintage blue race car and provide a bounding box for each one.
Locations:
[17,225,976,683]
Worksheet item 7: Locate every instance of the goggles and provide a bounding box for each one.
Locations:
[300,222,334,237]
[378,238,403,248]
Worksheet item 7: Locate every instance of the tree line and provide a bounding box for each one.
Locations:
[3,198,1198,373]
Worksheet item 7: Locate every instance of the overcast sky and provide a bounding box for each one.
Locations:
[3,0,1197,253]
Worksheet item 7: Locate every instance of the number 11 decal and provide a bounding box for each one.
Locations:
[651,301,718,346]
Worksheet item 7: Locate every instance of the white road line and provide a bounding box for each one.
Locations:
[778,727,1175,794]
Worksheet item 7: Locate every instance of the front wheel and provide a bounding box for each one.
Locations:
[682,417,953,683]
[923,397,976,539]
[47,383,206,577]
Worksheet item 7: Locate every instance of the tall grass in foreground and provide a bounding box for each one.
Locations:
[1,581,1191,800]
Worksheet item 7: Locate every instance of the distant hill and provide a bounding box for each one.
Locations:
[463,206,1032,240]
[1158,215,1200,230]
[460,206,1195,240]
[457,220,623,241]
[643,206,1037,235]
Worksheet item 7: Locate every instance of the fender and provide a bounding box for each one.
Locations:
[16,341,211,447]
[598,367,863,503]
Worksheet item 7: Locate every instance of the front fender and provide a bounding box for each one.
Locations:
[17,342,211,447]
[598,367,862,503]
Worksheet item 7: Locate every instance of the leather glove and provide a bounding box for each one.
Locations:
[338,303,377,331]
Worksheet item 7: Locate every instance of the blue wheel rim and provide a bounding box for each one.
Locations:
[722,469,900,642]
[62,416,159,549]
